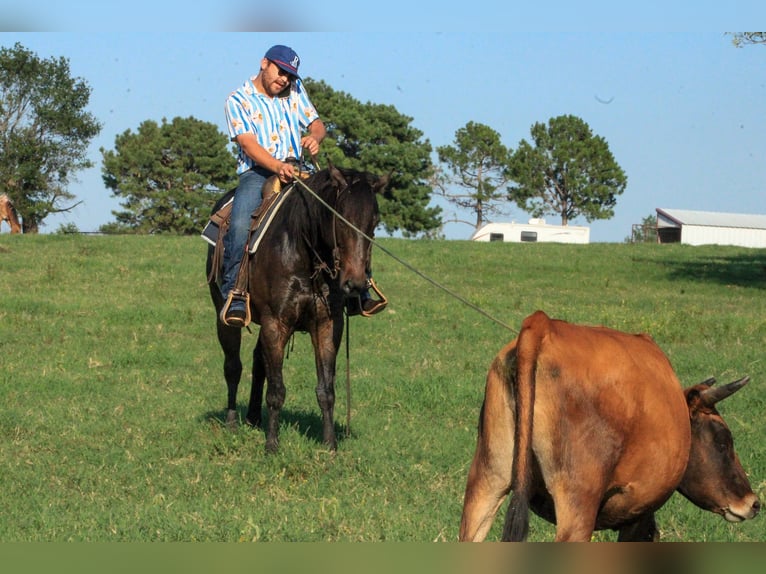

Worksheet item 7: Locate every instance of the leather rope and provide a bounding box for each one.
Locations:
[291,176,518,335]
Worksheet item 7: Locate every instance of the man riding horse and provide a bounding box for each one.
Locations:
[220,44,386,327]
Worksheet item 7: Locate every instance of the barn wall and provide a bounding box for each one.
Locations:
[681,225,766,248]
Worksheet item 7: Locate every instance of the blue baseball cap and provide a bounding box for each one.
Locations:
[264,45,301,78]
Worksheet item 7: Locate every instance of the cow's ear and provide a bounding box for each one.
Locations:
[684,387,703,415]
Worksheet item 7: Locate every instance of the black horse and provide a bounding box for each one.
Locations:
[206,165,389,453]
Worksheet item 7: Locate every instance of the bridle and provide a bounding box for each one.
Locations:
[304,178,359,284]
[296,173,367,439]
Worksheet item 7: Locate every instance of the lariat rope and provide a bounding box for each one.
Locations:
[291,175,519,335]
[345,310,352,438]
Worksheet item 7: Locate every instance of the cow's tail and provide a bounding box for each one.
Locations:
[502,311,545,541]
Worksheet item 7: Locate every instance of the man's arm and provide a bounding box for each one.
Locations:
[235,133,296,183]
[302,119,326,158]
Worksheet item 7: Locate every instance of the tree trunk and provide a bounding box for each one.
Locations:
[22,219,38,234]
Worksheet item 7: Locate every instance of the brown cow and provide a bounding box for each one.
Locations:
[460,310,760,542]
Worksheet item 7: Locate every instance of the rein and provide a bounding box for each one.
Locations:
[291,171,518,440]
[291,176,519,335]
[300,173,350,282]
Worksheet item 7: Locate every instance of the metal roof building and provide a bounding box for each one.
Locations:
[656,208,766,248]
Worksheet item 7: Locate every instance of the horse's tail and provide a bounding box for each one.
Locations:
[501,311,546,542]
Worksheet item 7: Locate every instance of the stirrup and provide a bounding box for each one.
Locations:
[220,290,251,328]
[361,278,388,317]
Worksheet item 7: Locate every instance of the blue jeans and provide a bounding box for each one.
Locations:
[220,168,269,301]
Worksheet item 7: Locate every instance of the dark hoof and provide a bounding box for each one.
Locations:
[225,409,238,430]
[265,438,279,454]
[244,416,262,429]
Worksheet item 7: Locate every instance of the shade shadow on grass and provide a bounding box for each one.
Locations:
[636,251,766,290]
[202,406,348,448]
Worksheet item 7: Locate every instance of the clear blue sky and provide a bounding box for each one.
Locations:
[1,27,764,241]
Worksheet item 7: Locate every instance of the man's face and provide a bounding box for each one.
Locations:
[259,58,295,97]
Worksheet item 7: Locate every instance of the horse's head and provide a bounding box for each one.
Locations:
[326,165,388,294]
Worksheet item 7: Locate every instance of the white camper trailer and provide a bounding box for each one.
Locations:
[471,219,590,244]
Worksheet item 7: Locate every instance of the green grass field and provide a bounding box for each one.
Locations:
[0,234,764,542]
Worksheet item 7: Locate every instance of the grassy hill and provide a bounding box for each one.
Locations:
[0,234,764,542]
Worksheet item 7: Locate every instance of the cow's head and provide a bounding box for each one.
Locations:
[677,376,760,523]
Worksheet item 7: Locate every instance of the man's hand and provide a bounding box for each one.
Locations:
[275,161,296,183]
[301,134,321,157]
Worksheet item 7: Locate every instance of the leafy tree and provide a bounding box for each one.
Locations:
[729,32,766,47]
[626,213,658,244]
[0,42,102,233]
[303,78,441,237]
[101,116,237,234]
[508,115,627,225]
[434,121,513,231]
[55,222,80,235]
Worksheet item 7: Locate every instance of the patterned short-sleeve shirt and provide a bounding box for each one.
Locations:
[225,77,320,175]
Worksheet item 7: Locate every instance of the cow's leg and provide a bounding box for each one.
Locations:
[617,513,658,542]
[460,458,512,541]
[459,368,515,541]
[309,316,341,451]
[548,482,601,542]
[259,320,289,454]
[245,335,266,428]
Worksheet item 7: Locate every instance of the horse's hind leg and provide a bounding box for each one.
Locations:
[209,249,244,429]
[245,335,266,428]
[216,321,242,429]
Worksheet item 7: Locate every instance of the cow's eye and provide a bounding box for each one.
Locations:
[714,428,731,453]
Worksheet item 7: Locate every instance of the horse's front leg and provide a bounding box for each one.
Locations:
[310,315,343,451]
[259,320,289,454]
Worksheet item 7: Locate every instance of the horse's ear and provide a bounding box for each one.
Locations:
[374,171,393,196]
[376,174,390,192]
[329,164,348,190]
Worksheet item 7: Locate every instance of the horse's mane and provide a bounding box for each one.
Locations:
[276,169,331,253]
[279,167,371,252]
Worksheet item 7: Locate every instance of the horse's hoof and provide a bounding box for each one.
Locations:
[323,435,338,452]
[225,409,238,430]
[265,439,279,454]
[324,431,338,452]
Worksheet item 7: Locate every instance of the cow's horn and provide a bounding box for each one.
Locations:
[700,376,749,405]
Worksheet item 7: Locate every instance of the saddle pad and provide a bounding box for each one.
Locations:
[248,183,294,254]
[200,195,233,246]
